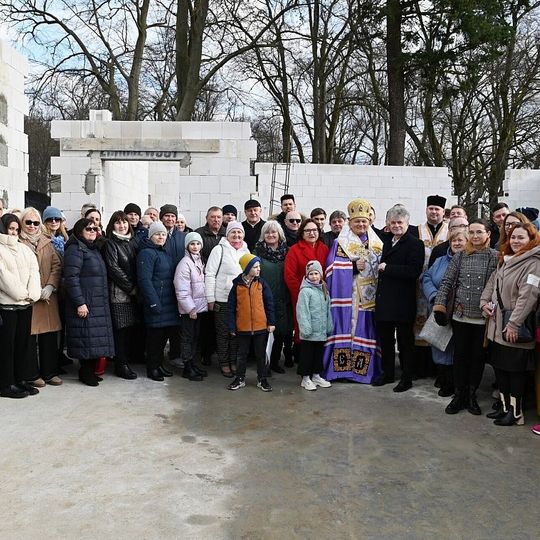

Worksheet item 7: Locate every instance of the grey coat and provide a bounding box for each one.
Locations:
[434,247,498,320]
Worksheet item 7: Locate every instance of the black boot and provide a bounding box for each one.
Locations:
[147,367,164,381]
[79,360,99,386]
[445,389,465,414]
[467,388,482,415]
[158,365,173,377]
[191,362,208,377]
[487,392,507,419]
[494,395,524,426]
[115,362,137,380]
[437,365,454,397]
[182,361,203,381]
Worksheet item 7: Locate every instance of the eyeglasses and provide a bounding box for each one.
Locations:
[304,229,318,234]
[46,217,61,223]
[25,220,40,226]
[85,227,99,232]
[288,219,301,223]
[504,221,520,229]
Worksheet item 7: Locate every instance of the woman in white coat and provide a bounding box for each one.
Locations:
[205,221,250,377]
[0,214,42,398]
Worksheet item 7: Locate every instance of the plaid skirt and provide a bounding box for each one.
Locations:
[110,302,141,330]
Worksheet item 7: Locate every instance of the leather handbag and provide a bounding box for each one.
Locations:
[496,280,536,343]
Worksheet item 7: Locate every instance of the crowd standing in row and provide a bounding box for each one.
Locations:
[1,194,540,435]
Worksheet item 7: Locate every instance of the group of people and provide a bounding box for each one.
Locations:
[1,193,539,435]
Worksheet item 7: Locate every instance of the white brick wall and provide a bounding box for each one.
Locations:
[0,40,28,211]
[51,114,257,228]
[502,170,540,212]
[255,163,455,228]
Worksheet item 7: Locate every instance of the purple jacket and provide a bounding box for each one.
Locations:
[174,251,208,315]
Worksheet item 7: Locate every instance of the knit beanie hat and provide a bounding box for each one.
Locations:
[239,253,261,274]
[159,204,178,219]
[42,206,63,221]
[222,204,237,216]
[226,221,243,236]
[516,207,539,222]
[306,260,323,277]
[185,231,203,247]
[124,203,142,217]
[149,221,167,238]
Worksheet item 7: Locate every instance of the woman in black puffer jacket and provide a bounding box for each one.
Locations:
[64,218,115,386]
[103,211,141,380]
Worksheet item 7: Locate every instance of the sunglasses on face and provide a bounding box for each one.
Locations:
[46,217,61,223]
[288,219,301,223]
[85,227,99,232]
[25,220,40,226]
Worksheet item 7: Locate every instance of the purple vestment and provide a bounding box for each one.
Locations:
[322,233,383,383]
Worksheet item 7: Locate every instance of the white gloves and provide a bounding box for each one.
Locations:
[40,285,55,301]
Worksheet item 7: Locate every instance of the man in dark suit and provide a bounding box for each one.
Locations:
[374,205,424,392]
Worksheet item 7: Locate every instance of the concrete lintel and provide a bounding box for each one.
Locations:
[61,138,220,153]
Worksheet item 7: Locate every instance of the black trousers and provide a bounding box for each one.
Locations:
[181,314,201,362]
[29,331,60,380]
[168,326,182,360]
[214,301,238,368]
[113,325,137,365]
[146,326,180,370]
[494,367,526,413]
[377,320,415,383]
[0,307,34,387]
[199,311,217,360]
[270,331,293,367]
[297,340,324,377]
[452,320,485,391]
[236,333,268,379]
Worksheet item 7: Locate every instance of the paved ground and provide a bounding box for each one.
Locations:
[2,361,540,540]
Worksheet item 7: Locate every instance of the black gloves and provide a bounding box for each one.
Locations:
[434,311,448,327]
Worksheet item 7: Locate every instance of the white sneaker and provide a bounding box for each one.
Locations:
[312,374,331,388]
[301,378,317,391]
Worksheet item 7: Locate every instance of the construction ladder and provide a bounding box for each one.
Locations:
[269,161,291,216]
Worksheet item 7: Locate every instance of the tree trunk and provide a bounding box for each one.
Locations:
[386,0,406,165]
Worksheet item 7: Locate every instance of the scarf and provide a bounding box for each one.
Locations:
[20,229,42,247]
[112,231,132,241]
[254,240,288,263]
[303,276,329,298]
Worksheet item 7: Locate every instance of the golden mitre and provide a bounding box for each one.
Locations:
[347,198,371,220]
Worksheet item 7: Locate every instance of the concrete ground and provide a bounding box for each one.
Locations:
[2,361,540,540]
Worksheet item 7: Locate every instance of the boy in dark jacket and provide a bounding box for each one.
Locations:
[227,254,275,391]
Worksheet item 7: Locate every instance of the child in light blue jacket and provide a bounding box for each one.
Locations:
[296,260,333,391]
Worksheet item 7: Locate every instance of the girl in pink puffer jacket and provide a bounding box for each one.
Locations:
[173,232,208,381]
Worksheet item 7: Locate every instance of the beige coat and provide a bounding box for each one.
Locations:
[480,245,540,350]
[0,234,41,306]
[20,235,62,335]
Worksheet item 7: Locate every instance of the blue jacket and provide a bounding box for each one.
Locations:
[164,228,186,266]
[137,238,180,328]
[63,236,115,359]
[296,278,333,341]
[422,249,453,304]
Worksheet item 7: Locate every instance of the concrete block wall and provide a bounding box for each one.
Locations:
[51,113,257,229]
[501,169,540,212]
[255,163,455,228]
[0,40,28,210]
